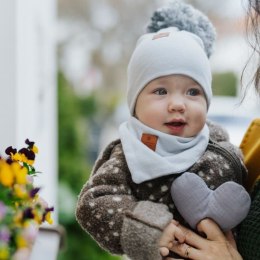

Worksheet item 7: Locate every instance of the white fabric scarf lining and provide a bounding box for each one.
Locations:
[118,117,209,184]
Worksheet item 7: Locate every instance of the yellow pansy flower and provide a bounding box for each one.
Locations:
[45,211,53,225]
[32,209,42,224]
[0,161,14,187]
[13,211,23,227]
[12,162,28,184]
[13,184,28,199]
[27,159,35,166]
[0,245,9,259]
[32,145,38,154]
[11,153,22,162]
[20,154,29,164]
[16,234,27,248]
[0,140,54,258]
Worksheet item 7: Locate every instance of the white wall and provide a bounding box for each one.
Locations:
[0,0,57,223]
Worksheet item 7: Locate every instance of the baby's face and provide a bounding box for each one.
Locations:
[135,74,207,137]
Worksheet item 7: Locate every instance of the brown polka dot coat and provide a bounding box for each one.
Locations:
[76,122,247,260]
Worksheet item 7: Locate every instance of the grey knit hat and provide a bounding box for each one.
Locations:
[127,0,216,115]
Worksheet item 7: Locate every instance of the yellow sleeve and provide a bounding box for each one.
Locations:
[240,118,260,191]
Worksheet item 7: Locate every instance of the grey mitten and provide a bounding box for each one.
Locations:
[171,172,251,231]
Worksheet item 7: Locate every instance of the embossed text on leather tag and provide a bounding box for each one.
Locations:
[141,133,158,151]
[152,32,170,40]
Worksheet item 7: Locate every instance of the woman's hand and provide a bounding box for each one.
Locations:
[166,218,242,260]
[159,220,186,257]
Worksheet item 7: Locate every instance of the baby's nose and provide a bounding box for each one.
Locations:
[168,97,185,112]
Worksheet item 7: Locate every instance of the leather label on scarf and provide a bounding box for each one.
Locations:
[141,133,158,151]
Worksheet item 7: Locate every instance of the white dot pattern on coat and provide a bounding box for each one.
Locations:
[89,202,95,207]
[219,169,223,176]
[169,204,174,209]
[100,169,106,174]
[224,164,230,169]
[198,171,204,177]
[109,158,116,162]
[113,168,119,173]
[149,195,155,200]
[112,196,122,202]
[210,185,215,190]
[89,187,95,192]
[109,221,114,228]
[108,209,114,214]
[161,185,168,192]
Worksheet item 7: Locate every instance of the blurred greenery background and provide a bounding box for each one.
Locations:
[56,0,245,259]
[57,72,121,260]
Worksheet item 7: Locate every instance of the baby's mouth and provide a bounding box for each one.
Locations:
[165,121,186,127]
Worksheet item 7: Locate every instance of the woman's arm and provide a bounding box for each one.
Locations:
[167,219,242,260]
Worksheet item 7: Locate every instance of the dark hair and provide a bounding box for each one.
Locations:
[243,0,260,95]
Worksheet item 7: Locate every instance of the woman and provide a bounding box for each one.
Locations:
[168,0,260,259]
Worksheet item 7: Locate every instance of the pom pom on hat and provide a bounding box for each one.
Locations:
[127,0,216,115]
[146,0,216,58]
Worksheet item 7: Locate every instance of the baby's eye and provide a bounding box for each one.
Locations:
[153,88,167,95]
[187,88,201,96]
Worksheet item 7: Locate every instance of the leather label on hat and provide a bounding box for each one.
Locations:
[152,32,170,40]
[141,133,158,151]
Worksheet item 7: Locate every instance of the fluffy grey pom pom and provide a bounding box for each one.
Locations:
[146,0,216,57]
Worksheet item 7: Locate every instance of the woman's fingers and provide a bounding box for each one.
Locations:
[160,246,169,257]
[170,242,201,259]
[224,231,237,249]
[169,219,243,260]
[165,257,184,260]
[196,218,226,241]
[171,222,208,249]
[168,219,227,258]
[160,221,186,247]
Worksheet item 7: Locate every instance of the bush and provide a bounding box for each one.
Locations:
[212,71,237,96]
[57,72,120,260]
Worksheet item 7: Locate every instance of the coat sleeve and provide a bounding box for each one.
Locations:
[75,141,173,260]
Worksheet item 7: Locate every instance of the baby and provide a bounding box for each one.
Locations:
[76,2,250,259]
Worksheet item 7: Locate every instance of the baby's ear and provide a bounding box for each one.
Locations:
[206,120,229,142]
